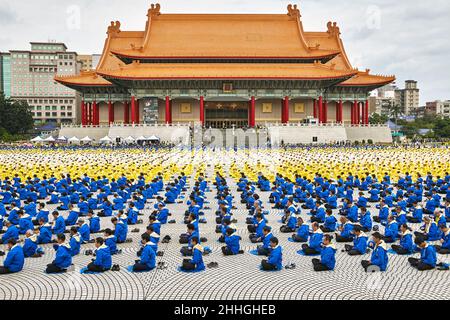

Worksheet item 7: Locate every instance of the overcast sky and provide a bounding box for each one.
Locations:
[0,0,449,104]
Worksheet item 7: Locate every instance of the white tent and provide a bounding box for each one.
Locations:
[80,136,93,143]
[99,136,113,143]
[43,136,56,142]
[57,136,67,141]
[30,136,44,142]
[148,135,160,141]
[124,136,135,142]
[68,136,80,143]
[136,136,148,141]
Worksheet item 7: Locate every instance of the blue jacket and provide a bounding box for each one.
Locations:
[371,241,389,271]
[348,206,359,222]
[324,216,337,231]
[79,223,90,243]
[353,233,368,254]
[93,245,112,270]
[360,212,372,230]
[53,243,72,269]
[399,232,414,253]
[4,244,25,272]
[23,236,38,257]
[309,231,323,250]
[420,245,437,267]
[296,225,309,240]
[35,209,50,223]
[225,234,240,254]
[115,221,128,243]
[2,225,19,243]
[157,208,169,224]
[7,208,20,225]
[385,221,399,240]
[52,216,66,234]
[38,224,52,244]
[69,234,81,256]
[65,210,79,226]
[255,219,266,238]
[262,232,273,249]
[18,215,34,235]
[441,231,450,249]
[105,236,118,254]
[286,215,297,230]
[190,245,205,271]
[320,245,336,270]
[267,245,283,270]
[140,244,156,269]
[340,223,354,239]
[89,216,100,233]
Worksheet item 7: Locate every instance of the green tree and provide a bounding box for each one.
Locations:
[0,93,34,136]
[387,101,403,127]
[369,113,388,125]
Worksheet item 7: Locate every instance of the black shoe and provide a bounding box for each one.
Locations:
[111,264,120,271]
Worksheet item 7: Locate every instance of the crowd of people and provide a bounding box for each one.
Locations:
[0,145,449,276]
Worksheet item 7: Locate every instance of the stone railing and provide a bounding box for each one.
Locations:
[60,122,192,129]
[264,122,388,128]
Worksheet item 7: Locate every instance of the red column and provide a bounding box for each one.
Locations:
[165,96,172,124]
[135,99,140,124]
[282,96,289,124]
[351,101,356,125]
[365,100,369,125]
[318,96,323,123]
[323,100,328,123]
[335,101,339,123]
[357,102,362,125]
[88,102,93,125]
[281,99,285,123]
[361,102,365,125]
[124,101,130,124]
[313,99,317,119]
[130,96,136,124]
[339,100,343,123]
[200,96,205,125]
[108,101,114,125]
[80,100,85,126]
[249,96,256,127]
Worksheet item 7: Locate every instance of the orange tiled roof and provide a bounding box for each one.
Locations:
[55,71,112,86]
[339,71,396,86]
[97,62,358,80]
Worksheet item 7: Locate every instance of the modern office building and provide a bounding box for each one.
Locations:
[0,52,12,98]
[9,42,81,124]
[426,100,450,117]
[395,80,420,116]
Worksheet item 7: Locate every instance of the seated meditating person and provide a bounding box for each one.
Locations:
[17,211,33,235]
[37,219,52,244]
[180,237,205,272]
[301,222,323,255]
[77,219,91,243]
[248,214,266,243]
[180,224,199,257]
[22,230,41,258]
[414,216,441,241]
[292,217,309,243]
[222,228,242,256]
[408,236,437,271]
[312,234,336,271]
[344,225,368,256]
[148,215,161,236]
[335,216,354,242]
[0,239,25,275]
[391,224,414,255]
[260,237,282,271]
[382,215,399,243]
[320,209,337,233]
[358,207,372,232]
[87,211,101,234]
[32,202,50,225]
[0,220,19,245]
[132,233,156,272]
[111,217,128,244]
[103,228,119,255]
[51,211,66,235]
[257,226,273,256]
[310,202,326,223]
[361,232,388,272]
[407,202,423,223]
[65,205,80,226]
[373,199,389,224]
[69,227,81,256]
[45,233,72,274]
[156,203,170,225]
[434,224,450,254]
[86,237,112,273]
[280,210,297,233]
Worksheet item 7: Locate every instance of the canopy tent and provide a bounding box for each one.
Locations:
[148,135,160,141]
[80,136,93,142]
[57,136,67,141]
[136,136,149,141]
[99,136,113,143]
[30,136,44,142]
[124,136,136,142]
[43,136,56,142]
[68,136,80,143]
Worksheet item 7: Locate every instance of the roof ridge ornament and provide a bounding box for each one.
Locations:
[326,21,341,36]
[107,21,121,35]
[287,4,301,20]
[148,3,161,17]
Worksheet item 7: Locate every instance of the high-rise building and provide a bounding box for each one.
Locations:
[77,55,93,71]
[395,80,420,116]
[9,42,80,124]
[0,52,12,98]
[426,100,450,117]
[369,84,397,117]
